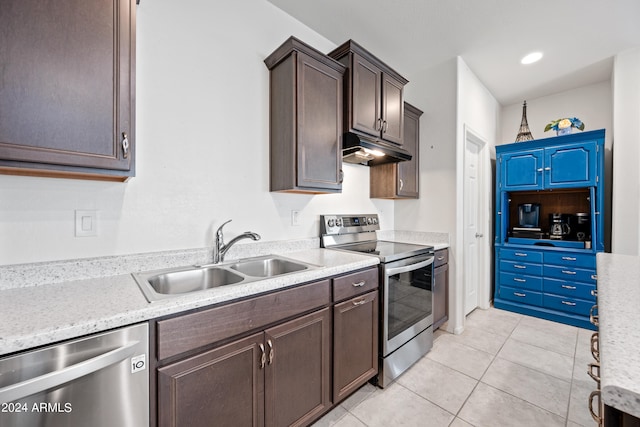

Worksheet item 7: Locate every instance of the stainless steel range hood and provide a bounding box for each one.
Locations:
[342,132,412,166]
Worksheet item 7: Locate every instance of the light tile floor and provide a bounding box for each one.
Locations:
[314,307,598,427]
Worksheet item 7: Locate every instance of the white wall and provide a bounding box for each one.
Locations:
[501,81,614,251]
[0,0,394,266]
[611,47,640,255]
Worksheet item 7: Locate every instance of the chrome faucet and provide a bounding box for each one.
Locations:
[213,219,261,263]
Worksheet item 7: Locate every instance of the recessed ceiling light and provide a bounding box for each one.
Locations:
[521,52,543,65]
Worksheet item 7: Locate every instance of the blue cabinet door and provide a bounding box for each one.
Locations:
[500,149,544,191]
[544,141,597,188]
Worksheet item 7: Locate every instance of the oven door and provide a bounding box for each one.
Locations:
[382,254,434,356]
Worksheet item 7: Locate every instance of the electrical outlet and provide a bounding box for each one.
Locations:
[75,210,97,237]
[291,210,301,226]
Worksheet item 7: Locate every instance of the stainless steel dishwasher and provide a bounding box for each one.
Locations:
[0,323,149,427]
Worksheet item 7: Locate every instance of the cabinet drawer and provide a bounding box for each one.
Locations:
[543,294,592,316]
[544,277,596,301]
[544,265,596,284]
[544,251,595,269]
[434,249,449,268]
[500,248,543,263]
[500,260,543,276]
[499,285,542,306]
[500,272,542,292]
[333,267,379,302]
[157,280,331,360]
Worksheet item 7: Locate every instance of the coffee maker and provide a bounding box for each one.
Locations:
[572,213,591,242]
[512,204,544,238]
[549,213,572,240]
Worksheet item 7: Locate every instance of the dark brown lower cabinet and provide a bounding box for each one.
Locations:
[157,308,331,427]
[333,290,379,403]
[433,249,449,330]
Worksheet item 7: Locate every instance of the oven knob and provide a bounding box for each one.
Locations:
[327,219,335,227]
[367,217,373,225]
[335,218,343,227]
[372,218,378,225]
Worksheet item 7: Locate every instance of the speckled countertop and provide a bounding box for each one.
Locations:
[596,253,640,418]
[0,232,450,357]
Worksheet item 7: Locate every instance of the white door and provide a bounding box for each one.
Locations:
[463,133,483,315]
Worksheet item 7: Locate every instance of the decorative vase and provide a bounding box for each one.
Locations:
[557,127,572,136]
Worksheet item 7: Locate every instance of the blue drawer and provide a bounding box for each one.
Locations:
[500,248,543,263]
[500,285,543,306]
[544,265,596,284]
[543,294,592,316]
[500,260,543,276]
[545,251,595,269]
[500,272,543,292]
[544,277,596,301]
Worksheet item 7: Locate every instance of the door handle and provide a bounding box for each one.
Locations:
[0,341,138,403]
[475,233,484,238]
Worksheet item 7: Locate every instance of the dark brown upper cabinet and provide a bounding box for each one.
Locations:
[0,0,136,182]
[329,40,408,146]
[265,37,346,194]
[370,102,423,199]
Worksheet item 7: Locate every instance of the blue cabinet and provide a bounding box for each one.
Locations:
[494,129,605,330]
[500,141,598,191]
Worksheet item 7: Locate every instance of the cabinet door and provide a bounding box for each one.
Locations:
[544,141,598,188]
[433,264,449,330]
[381,74,404,145]
[397,102,420,197]
[500,149,544,190]
[265,308,331,427]
[0,0,134,177]
[296,51,343,191]
[351,53,382,138]
[157,333,264,427]
[333,290,379,402]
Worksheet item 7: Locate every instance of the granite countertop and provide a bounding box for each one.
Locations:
[0,232,449,357]
[596,253,640,418]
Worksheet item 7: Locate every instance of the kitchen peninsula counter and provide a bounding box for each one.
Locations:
[596,252,640,419]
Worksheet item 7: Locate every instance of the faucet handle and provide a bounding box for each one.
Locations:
[217,219,232,234]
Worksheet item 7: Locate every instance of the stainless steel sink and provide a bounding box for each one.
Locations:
[228,256,309,277]
[132,255,316,302]
[149,267,245,294]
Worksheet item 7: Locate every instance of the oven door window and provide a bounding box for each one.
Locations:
[388,264,433,341]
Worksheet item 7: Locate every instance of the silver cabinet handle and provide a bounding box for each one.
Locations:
[536,168,543,172]
[514,252,527,257]
[591,274,598,281]
[591,289,598,297]
[513,264,526,269]
[352,280,366,287]
[590,304,599,326]
[513,278,526,283]
[544,167,551,171]
[353,298,367,306]
[514,292,526,297]
[561,301,576,306]
[0,341,137,403]
[399,179,404,191]
[377,118,382,131]
[267,339,274,365]
[122,132,130,159]
[562,256,577,261]
[588,390,602,424]
[561,270,577,275]
[259,343,266,369]
[382,120,388,133]
[561,285,577,290]
[339,169,344,184]
[437,256,445,261]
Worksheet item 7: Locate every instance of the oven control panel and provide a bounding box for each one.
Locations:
[320,214,380,235]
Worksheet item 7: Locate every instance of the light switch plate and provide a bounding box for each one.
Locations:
[291,210,301,226]
[75,210,97,237]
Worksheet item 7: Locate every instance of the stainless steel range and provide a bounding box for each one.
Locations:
[320,214,435,387]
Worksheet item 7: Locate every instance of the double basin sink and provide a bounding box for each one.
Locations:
[133,255,316,302]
